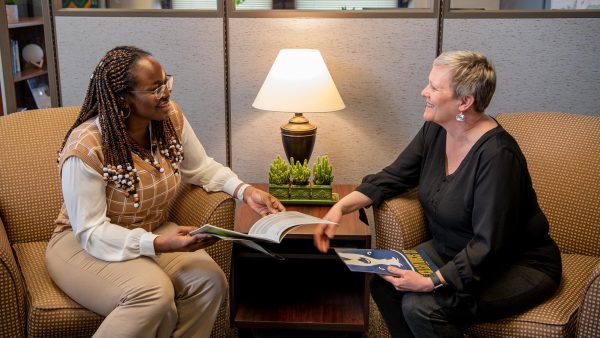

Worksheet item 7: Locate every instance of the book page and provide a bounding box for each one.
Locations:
[248,211,337,243]
[189,225,283,259]
[189,224,253,240]
[220,238,284,260]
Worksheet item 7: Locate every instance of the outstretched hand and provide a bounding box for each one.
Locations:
[153,226,219,253]
[243,186,285,216]
[314,204,342,253]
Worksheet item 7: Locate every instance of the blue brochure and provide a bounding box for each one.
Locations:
[334,248,438,277]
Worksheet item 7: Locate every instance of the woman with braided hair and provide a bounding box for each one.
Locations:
[45,46,284,338]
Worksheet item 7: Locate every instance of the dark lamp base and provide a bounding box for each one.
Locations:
[281,113,316,164]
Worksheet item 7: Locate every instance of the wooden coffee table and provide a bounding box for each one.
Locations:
[231,184,371,337]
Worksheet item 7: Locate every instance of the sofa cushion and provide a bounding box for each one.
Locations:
[369,253,599,338]
[465,253,600,338]
[0,108,80,245]
[13,241,102,338]
[577,263,600,337]
[496,112,600,256]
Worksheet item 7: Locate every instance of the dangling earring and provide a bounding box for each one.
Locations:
[455,112,465,122]
[122,104,131,119]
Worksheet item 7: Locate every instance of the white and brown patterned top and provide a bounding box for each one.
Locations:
[55,107,185,233]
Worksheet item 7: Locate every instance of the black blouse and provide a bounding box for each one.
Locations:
[357,122,561,291]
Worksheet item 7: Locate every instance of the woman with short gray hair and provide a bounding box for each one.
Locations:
[315,51,561,337]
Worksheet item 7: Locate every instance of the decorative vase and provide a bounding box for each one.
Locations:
[268,184,289,200]
[289,184,311,200]
[22,44,45,68]
[311,184,332,200]
[6,4,18,24]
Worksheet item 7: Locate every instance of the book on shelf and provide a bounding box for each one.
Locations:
[15,40,21,73]
[10,40,16,73]
[10,39,21,74]
[189,211,336,259]
[334,248,438,277]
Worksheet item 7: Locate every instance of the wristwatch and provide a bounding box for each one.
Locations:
[430,271,444,292]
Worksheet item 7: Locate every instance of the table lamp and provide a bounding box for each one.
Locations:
[252,49,345,164]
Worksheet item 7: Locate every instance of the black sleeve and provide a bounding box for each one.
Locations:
[440,146,523,291]
[356,123,429,207]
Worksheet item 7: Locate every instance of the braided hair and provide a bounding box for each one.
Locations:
[59,46,183,207]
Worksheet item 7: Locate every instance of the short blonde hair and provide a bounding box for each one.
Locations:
[433,51,496,113]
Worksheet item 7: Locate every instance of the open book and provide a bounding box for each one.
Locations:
[334,248,438,277]
[189,211,336,259]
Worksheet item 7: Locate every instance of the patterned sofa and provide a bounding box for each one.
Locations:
[0,107,235,337]
[368,112,600,338]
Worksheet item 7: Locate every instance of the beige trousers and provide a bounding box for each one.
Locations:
[45,222,227,338]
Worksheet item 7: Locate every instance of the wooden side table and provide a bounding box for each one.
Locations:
[231,184,371,336]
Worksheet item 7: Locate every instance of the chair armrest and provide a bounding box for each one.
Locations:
[168,184,235,275]
[0,217,26,337]
[169,184,234,229]
[577,261,600,337]
[372,189,430,250]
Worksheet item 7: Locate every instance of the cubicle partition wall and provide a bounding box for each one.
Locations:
[55,15,228,164]
[443,18,600,116]
[442,4,600,117]
[52,1,600,183]
[228,17,438,183]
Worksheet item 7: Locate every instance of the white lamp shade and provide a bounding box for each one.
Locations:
[252,49,345,113]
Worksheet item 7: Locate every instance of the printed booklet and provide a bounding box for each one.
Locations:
[189,211,336,259]
[334,248,438,277]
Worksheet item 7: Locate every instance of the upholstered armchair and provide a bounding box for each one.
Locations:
[368,112,600,337]
[0,107,235,337]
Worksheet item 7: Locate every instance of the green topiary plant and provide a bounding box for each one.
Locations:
[289,157,311,185]
[268,155,289,185]
[6,0,17,5]
[312,155,334,185]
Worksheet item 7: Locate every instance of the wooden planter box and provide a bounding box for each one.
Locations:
[268,184,290,200]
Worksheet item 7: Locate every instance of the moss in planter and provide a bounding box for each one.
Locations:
[289,157,311,185]
[267,155,290,199]
[312,155,334,186]
[268,155,289,185]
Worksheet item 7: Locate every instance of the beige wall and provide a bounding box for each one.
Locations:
[443,18,600,116]
[55,16,227,164]
[54,14,600,185]
[229,18,437,183]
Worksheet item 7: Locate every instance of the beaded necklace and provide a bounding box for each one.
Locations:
[101,123,184,208]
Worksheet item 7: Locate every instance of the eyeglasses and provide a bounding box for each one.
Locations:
[129,75,173,100]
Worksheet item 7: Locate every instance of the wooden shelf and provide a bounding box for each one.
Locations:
[8,16,44,29]
[234,290,365,330]
[13,67,48,83]
[232,248,367,331]
[2,0,58,114]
